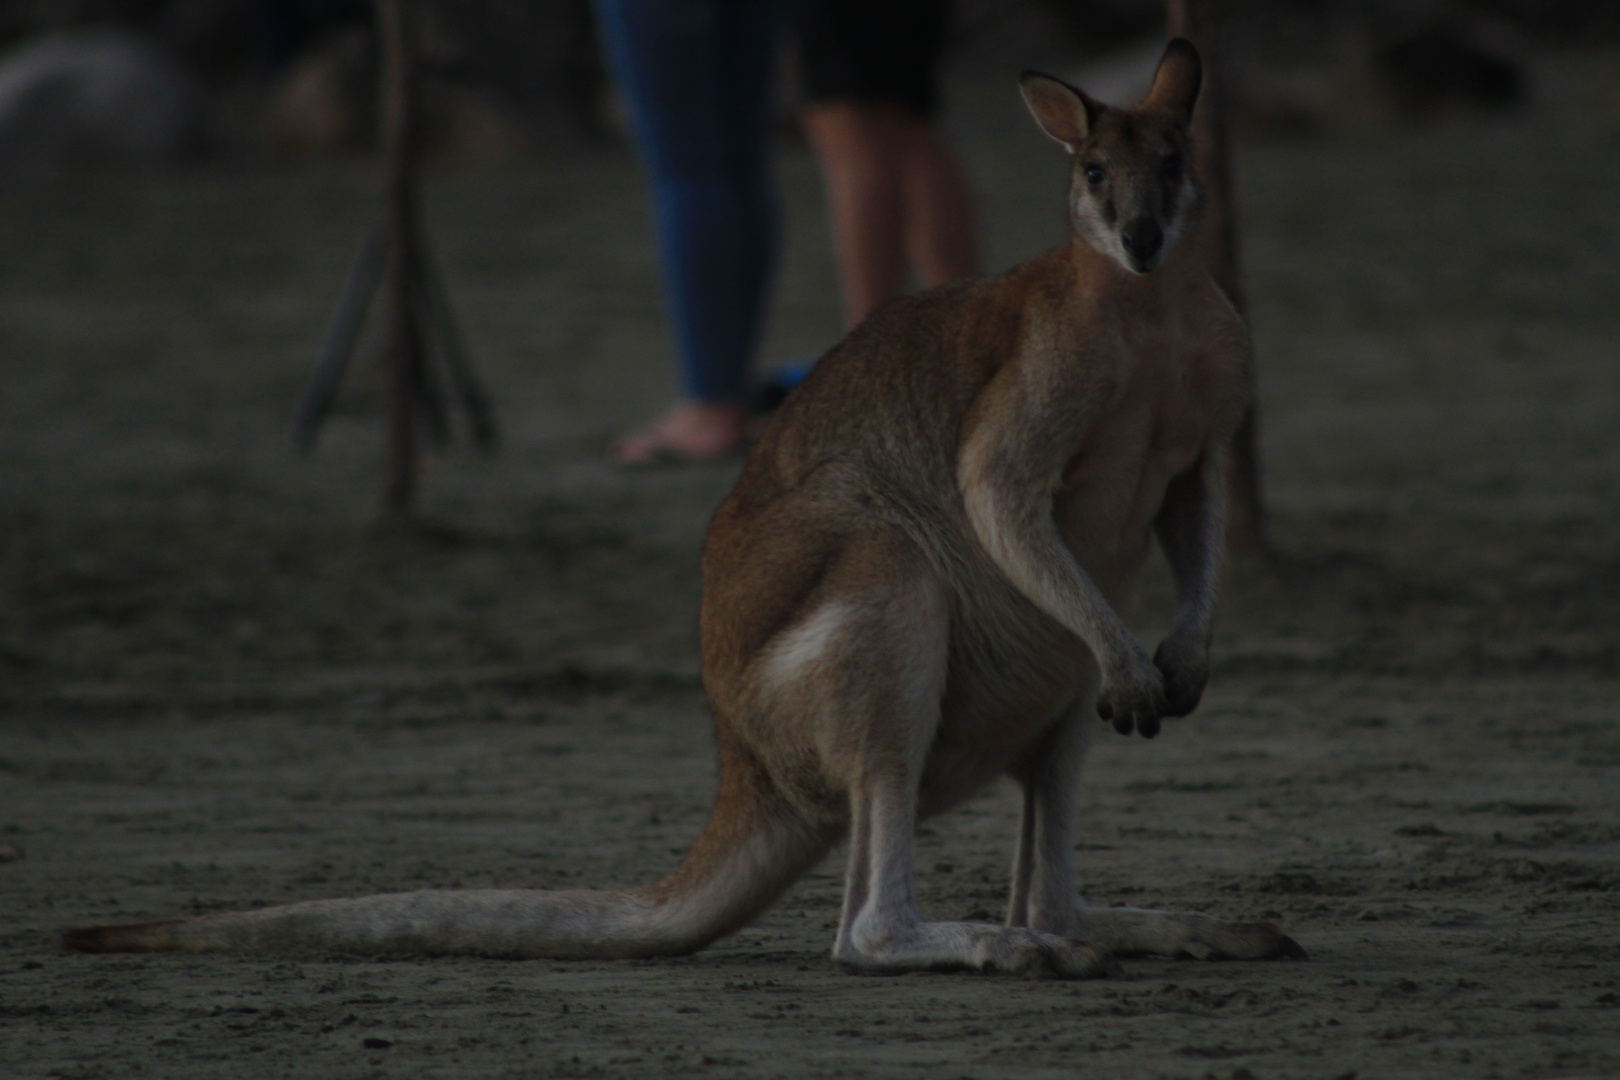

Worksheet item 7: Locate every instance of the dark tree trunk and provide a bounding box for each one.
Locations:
[379,0,423,521]
[1167,0,1268,554]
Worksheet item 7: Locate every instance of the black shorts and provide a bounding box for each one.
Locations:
[797,0,948,119]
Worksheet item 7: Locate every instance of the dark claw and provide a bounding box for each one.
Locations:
[1152,641,1209,719]
[1138,714,1160,739]
[1112,713,1133,736]
[1276,935,1309,961]
[1096,699,1113,721]
[1163,683,1204,718]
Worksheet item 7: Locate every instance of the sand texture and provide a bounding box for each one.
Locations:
[2,50,1619,1080]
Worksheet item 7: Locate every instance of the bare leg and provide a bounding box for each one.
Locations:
[802,102,906,328]
[802,102,979,329]
[895,116,979,291]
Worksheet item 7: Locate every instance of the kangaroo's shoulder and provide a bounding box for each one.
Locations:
[835,251,1071,385]
[746,255,1069,480]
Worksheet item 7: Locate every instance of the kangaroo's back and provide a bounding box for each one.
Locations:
[699,249,1072,698]
[62,39,1299,979]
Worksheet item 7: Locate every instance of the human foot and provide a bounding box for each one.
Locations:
[613,402,748,465]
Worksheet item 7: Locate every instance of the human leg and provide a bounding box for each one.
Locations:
[800,102,906,327]
[796,0,976,329]
[593,0,784,458]
[895,114,980,290]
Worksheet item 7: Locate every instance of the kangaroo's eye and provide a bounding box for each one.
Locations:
[1084,165,1105,187]
[1162,154,1183,181]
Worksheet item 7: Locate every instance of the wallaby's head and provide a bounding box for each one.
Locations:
[1020,39,1203,275]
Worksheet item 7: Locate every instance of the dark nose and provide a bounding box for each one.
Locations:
[1122,218,1163,263]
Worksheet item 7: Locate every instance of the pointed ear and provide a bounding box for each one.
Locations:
[1140,38,1202,122]
[1019,71,1100,147]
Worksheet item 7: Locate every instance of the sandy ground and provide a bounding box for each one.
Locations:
[2,47,1619,1080]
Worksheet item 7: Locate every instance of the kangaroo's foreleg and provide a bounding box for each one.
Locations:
[1149,448,1229,726]
[959,386,1169,737]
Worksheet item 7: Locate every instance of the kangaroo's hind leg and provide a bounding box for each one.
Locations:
[801,558,1110,978]
[1008,684,1307,961]
[1006,678,1099,936]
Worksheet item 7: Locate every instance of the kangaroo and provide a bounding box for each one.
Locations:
[62,40,1302,976]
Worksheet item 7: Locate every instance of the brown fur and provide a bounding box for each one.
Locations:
[61,41,1301,975]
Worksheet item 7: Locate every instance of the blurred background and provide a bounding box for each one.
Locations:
[0,0,1617,688]
[3,7,1619,1075]
[2,0,1613,163]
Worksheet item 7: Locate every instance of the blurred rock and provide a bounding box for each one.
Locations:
[265,24,530,160]
[0,31,200,171]
[1375,21,1526,116]
[1067,8,1527,143]
[1068,38,1161,107]
[422,83,531,161]
[267,26,374,153]
[420,0,606,144]
[1069,38,1321,140]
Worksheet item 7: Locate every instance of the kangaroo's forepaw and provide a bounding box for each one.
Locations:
[1152,636,1208,718]
[1097,651,1170,738]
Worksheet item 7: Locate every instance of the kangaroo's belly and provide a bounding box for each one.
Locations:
[912,558,1103,816]
[1057,364,1215,564]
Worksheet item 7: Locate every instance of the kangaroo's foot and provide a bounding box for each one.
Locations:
[834,918,1118,978]
[1072,905,1306,961]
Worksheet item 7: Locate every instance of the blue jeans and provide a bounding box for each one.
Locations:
[593,0,786,404]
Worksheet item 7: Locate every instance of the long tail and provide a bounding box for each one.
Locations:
[61,750,829,959]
